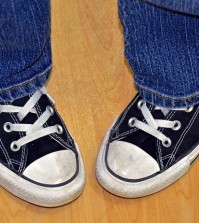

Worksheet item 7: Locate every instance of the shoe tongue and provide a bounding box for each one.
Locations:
[10,95,38,124]
[160,107,171,116]
[0,95,31,106]
[10,95,31,106]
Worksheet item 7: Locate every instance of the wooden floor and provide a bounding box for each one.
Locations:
[1,0,198,222]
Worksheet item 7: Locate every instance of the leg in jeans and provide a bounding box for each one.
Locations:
[144,0,199,16]
[96,0,199,197]
[0,1,85,206]
[119,0,199,108]
[0,0,51,101]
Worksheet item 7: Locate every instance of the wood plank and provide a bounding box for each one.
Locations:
[0,1,198,222]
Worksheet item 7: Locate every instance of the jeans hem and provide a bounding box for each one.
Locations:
[138,84,199,108]
[0,65,52,102]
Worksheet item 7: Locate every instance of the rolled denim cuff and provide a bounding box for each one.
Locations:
[0,65,51,102]
[144,0,199,16]
[119,0,199,109]
[0,38,52,102]
[0,0,51,102]
[137,83,199,108]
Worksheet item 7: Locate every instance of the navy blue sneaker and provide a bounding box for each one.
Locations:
[96,93,198,197]
[0,87,85,207]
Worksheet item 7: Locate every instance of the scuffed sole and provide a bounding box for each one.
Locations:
[96,122,199,198]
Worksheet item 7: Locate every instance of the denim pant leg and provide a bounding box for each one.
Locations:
[0,0,51,102]
[119,0,199,108]
[144,0,199,16]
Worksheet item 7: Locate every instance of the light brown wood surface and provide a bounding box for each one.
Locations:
[0,0,198,222]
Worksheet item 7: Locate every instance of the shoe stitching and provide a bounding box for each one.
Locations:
[112,100,154,140]
[48,98,74,143]
[167,107,199,166]
[22,143,28,172]
[35,102,72,149]
[9,112,25,172]
[116,128,119,138]
[112,94,140,133]
[36,102,70,148]
[115,105,154,139]
[0,139,14,168]
[157,111,176,168]
[157,110,176,169]
[11,161,21,166]
[8,102,29,172]
[112,128,138,140]
[9,111,27,172]
[162,154,172,160]
[10,159,21,165]
[52,104,74,143]
[166,106,199,167]
[157,139,164,169]
[18,102,29,172]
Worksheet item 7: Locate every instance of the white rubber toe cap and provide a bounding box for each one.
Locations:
[23,150,76,185]
[107,141,160,179]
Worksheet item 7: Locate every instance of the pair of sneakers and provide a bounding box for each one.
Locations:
[0,87,198,207]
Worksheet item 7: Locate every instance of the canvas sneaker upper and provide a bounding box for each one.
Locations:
[96,93,199,197]
[0,87,81,186]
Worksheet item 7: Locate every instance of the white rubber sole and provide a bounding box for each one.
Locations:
[96,121,199,198]
[0,142,85,207]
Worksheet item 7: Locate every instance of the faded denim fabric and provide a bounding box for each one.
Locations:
[144,0,199,16]
[0,0,51,102]
[119,0,199,108]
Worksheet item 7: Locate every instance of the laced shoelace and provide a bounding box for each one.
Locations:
[128,99,194,147]
[0,87,63,152]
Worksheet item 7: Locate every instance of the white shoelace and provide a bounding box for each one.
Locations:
[0,87,63,152]
[128,100,193,147]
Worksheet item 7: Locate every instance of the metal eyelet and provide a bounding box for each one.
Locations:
[46,105,54,116]
[128,117,137,127]
[56,124,63,134]
[3,122,12,133]
[10,141,20,152]
[137,99,146,110]
[185,106,194,113]
[162,138,172,148]
[172,120,181,131]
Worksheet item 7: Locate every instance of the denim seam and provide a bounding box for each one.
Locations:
[143,1,199,17]
[0,65,52,94]
[138,83,199,101]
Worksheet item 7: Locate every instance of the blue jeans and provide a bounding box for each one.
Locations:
[0,0,51,102]
[119,0,199,108]
[1,1,199,109]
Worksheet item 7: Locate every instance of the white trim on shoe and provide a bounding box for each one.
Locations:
[0,142,85,207]
[96,119,199,198]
